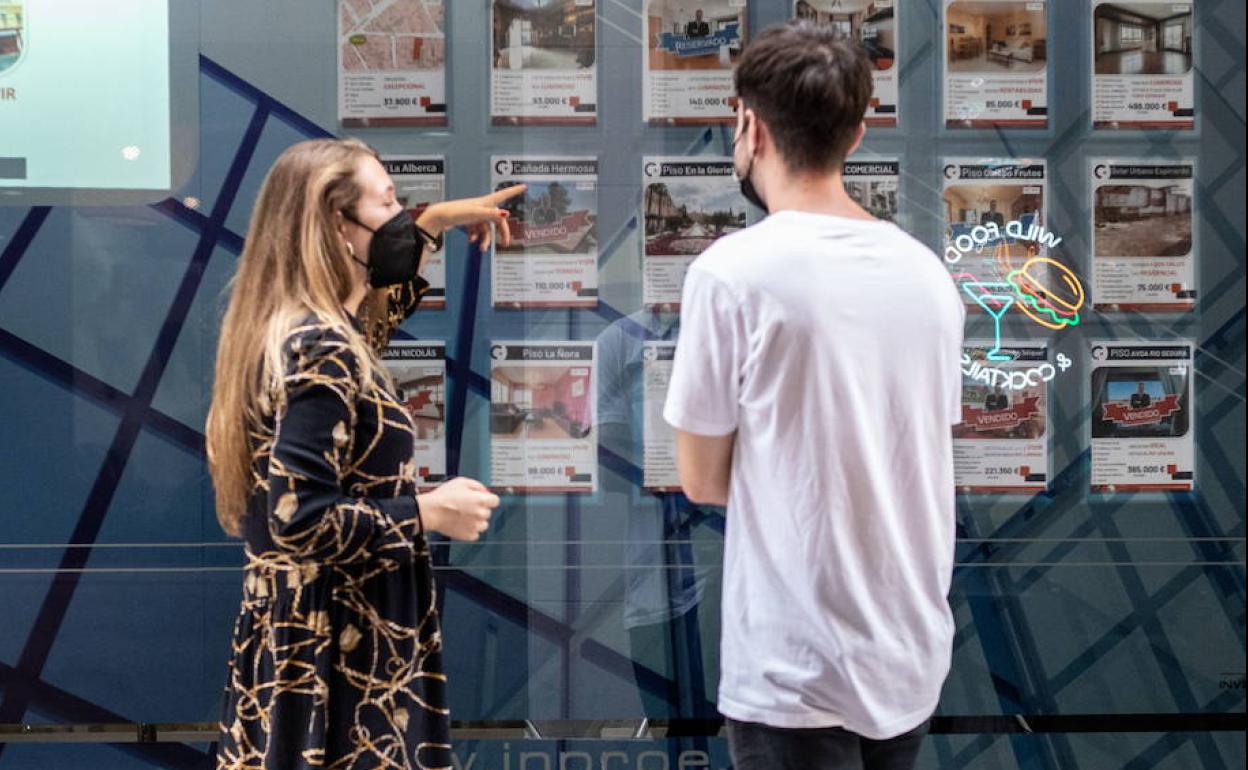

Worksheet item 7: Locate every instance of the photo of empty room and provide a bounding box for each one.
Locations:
[0,2,24,74]
[945,184,1043,255]
[1094,3,1192,75]
[648,1,746,71]
[947,2,1047,73]
[393,372,445,441]
[493,0,595,71]
[491,366,593,440]
[793,1,896,70]
[1095,182,1192,257]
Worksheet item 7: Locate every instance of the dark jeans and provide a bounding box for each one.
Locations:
[727,717,928,770]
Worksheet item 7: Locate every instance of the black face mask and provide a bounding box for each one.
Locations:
[343,209,424,288]
[733,117,768,215]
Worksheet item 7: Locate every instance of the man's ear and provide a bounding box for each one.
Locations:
[749,110,769,157]
[846,121,866,158]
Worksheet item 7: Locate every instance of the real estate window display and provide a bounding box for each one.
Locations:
[0,0,1242,767]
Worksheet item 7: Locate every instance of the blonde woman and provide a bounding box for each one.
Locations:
[207,138,523,770]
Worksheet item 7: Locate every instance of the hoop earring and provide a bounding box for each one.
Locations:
[345,242,355,259]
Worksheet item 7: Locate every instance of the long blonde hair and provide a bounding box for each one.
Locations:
[207,138,380,536]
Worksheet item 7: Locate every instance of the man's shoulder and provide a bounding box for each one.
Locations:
[683,225,771,292]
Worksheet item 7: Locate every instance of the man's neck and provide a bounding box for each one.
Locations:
[762,171,876,221]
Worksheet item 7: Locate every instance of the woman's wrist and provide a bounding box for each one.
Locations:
[414,205,447,236]
[415,492,444,534]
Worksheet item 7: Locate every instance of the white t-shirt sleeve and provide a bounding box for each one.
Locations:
[664,266,744,437]
[949,299,967,425]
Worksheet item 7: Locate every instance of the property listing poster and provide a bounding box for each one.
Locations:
[792,0,899,126]
[943,0,1048,128]
[1090,341,1195,492]
[644,0,749,124]
[491,156,599,308]
[338,0,447,127]
[490,342,597,493]
[490,0,598,125]
[642,342,679,491]
[642,157,744,309]
[844,158,901,222]
[954,342,1050,493]
[1091,159,1196,312]
[1092,0,1195,129]
[382,156,447,309]
[942,158,1049,296]
[382,341,447,492]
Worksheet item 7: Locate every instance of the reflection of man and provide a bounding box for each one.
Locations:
[665,22,962,770]
[686,10,710,38]
[981,199,1005,226]
[1130,382,1152,409]
[597,310,711,722]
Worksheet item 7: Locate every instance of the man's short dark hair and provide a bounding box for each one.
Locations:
[734,21,874,173]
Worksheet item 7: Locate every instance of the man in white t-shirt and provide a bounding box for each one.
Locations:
[663,21,965,770]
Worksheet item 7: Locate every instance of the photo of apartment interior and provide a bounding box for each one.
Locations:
[648,1,746,70]
[394,373,445,441]
[0,3,23,72]
[491,366,593,439]
[947,2,1047,72]
[793,1,895,69]
[1094,3,1192,75]
[1095,183,1192,257]
[494,0,595,70]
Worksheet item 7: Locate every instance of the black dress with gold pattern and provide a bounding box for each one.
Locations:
[215,279,450,770]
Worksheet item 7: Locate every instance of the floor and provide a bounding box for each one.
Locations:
[949,53,1046,74]
[495,45,589,71]
[496,415,578,440]
[1095,49,1191,75]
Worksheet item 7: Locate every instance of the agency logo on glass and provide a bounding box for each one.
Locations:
[0,1,26,76]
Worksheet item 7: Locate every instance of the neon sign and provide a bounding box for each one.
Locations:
[1007,257,1085,331]
[948,219,1086,390]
